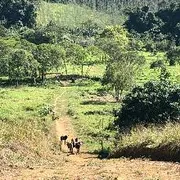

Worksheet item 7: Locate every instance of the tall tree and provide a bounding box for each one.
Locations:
[34,44,65,81]
[103,51,144,101]
[8,49,39,85]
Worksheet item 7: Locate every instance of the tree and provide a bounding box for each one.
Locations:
[0,40,9,76]
[98,25,145,100]
[8,49,39,85]
[166,46,180,65]
[65,43,88,75]
[125,6,160,34]
[0,0,40,28]
[102,51,144,101]
[99,25,130,52]
[0,25,7,37]
[34,44,65,81]
[114,69,180,129]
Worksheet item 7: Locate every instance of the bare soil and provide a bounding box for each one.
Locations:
[1,90,180,180]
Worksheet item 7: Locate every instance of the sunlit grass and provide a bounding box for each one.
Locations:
[66,82,118,152]
[0,85,63,165]
[111,122,180,161]
[37,2,123,28]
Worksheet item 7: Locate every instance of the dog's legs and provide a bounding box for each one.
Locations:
[59,141,62,151]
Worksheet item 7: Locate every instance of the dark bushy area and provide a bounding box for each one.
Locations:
[125,3,180,48]
[0,0,39,28]
[114,75,180,129]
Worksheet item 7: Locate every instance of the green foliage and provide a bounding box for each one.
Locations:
[0,0,40,28]
[39,104,53,116]
[99,25,130,53]
[150,60,165,69]
[125,6,160,33]
[0,25,7,37]
[115,69,180,129]
[125,3,180,46]
[8,49,39,84]
[98,26,145,100]
[20,23,67,44]
[50,0,179,13]
[166,46,180,65]
[34,44,65,80]
[37,2,123,28]
[103,51,144,100]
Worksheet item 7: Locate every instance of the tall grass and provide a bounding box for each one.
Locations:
[111,123,180,161]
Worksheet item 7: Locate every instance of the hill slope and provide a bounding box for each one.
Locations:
[36,2,123,28]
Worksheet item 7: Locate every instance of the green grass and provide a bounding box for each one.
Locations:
[56,52,180,86]
[58,64,105,78]
[66,80,180,161]
[136,52,180,85]
[0,85,64,166]
[37,2,123,28]
[66,81,119,152]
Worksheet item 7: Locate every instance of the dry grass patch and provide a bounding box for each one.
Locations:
[111,122,180,162]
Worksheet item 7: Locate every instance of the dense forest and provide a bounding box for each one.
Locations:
[0,0,180,174]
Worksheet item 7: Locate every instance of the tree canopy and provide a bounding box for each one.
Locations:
[0,0,39,28]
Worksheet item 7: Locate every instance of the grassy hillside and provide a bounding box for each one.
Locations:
[36,2,123,28]
[59,52,180,84]
[0,86,62,167]
[65,81,180,161]
[137,52,180,85]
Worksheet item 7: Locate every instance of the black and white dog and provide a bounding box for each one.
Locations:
[60,135,68,145]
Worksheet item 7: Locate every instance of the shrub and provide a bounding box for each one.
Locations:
[150,60,164,69]
[114,79,180,129]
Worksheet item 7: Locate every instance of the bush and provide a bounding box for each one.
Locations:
[166,46,180,66]
[150,60,164,69]
[114,80,180,129]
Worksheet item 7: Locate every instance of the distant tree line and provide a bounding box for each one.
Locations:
[48,0,179,12]
[125,3,180,46]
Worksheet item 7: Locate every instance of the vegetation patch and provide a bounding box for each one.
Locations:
[0,86,62,167]
[110,123,180,162]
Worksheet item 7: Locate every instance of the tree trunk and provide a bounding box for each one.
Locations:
[16,78,19,87]
[81,65,84,76]
[64,61,68,75]
[32,77,36,85]
[115,87,120,102]
[41,71,46,83]
[41,73,44,82]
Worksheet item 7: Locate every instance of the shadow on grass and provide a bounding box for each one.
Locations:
[54,74,101,82]
[0,74,102,88]
[81,100,107,105]
[84,110,111,116]
[0,78,44,88]
[110,144,180,162]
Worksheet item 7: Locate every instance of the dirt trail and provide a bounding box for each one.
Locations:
[4,89,180,180]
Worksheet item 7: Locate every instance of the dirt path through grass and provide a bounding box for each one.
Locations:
[5,88,180,180]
